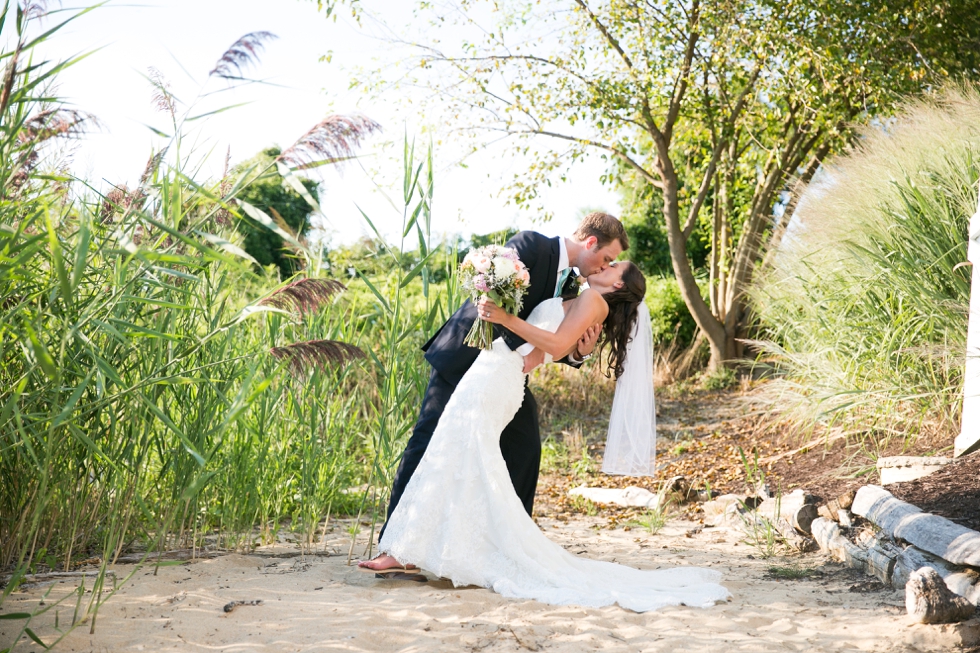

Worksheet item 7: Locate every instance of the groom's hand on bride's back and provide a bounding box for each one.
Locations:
[578,324,602,358]
[522,348,546,374]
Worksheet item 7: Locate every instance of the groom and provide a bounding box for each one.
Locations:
[361,213,629,571]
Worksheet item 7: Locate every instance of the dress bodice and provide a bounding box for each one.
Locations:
[518,297,566,364]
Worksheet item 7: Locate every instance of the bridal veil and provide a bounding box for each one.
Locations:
[602,302,657,476]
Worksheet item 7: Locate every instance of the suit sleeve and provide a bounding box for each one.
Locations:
[505,231,540,271]
[496,231,544,352]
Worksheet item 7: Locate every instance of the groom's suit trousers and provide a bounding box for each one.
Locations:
[379,368,541,540]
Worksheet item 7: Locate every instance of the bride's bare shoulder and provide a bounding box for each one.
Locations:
[576,288,609,317]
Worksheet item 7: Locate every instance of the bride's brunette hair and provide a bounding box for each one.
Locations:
[598,261,646,378]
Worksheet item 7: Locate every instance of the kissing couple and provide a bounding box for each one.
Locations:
[359,212,729,612]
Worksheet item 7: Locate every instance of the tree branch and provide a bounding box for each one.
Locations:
[574,0,635,70]
[518,127,663,187]
[664,0,701,145]
[680,59,762,240]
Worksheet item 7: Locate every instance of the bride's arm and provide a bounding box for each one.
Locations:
[477,291,608,359]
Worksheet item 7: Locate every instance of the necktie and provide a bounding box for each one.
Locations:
[554,267,572,298]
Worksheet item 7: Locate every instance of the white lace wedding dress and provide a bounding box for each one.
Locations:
[379,298,729,612]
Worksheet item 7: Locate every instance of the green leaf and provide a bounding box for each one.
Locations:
[71,215,91,292]
[24,324,58,381]
[402,199,424,238]
[142,123,171,138]
[353,203,395,261]
[181,471,217,501]
[399,251,435,288]
[67,424,121,473]
[276,162,322,215]
[24,628,48,649]
[289,154,358,171]
[239,201,305,252]
[51,370,93,430]
[45,210,71,308]
[186,102,251,121]
[355,269,392,314]
[137,397,206,467]
[194,231,257,264]
[0,613,31,620]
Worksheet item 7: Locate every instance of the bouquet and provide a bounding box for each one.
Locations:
[459,245,531,349]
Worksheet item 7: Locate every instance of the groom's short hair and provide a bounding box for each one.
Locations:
[574,212,629,251]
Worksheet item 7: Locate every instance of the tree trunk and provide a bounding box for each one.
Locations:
[659,157,728,370]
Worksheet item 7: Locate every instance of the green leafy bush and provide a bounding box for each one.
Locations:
[645,275,704,348]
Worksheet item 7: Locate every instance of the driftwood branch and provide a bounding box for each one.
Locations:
[852,485,980,567]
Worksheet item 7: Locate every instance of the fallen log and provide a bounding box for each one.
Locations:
[811,518,868,569]
[756,489,818,535]
[907,567,977,624]
[702,494,748,528]
[852,485,980,567]
[816,490,856,523]
[892,546,980,606]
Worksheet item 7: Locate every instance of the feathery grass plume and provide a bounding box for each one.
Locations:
[148,67,175,117]
[276,114,381,169]
[751,83,980,443]
[139,148,167,187]
[210,31,278,79]
[9,108,93,192]
[23,1,55,21]
[99,184,148,223]
[259,278,346,315]
[20,108,92,143]
[270,339,364,375]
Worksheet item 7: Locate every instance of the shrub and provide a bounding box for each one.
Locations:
[645,275,705,348]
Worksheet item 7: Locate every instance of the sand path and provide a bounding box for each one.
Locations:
[2,517,978,652]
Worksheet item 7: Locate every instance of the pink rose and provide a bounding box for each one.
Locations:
[474,275,489,292]
[472,255,491,273]
[519,268,530,284]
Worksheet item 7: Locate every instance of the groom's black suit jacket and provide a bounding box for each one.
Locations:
[421,231,573,386]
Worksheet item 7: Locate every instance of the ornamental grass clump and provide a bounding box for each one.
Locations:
[751,84,980,443]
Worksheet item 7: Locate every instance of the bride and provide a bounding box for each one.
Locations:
[364,260,729,612]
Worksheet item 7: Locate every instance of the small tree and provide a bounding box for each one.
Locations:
[337,0,980,369]
[234,147,319,278]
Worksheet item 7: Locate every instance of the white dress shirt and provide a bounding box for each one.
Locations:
[516,238,569,356]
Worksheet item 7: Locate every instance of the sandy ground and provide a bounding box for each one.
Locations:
[2,517,979,653]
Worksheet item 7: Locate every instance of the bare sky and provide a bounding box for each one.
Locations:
[21,0,619,246]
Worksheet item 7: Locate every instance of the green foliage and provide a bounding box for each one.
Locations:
[0,11,448,645]
[766,563,819,580]
[752,85,980,438]
[702,367,737,391]
[626,508,669,535]
[617,154,710,278]
[469,227,518,250]
[234,147,319,278]
[569,495,599,517]
[645,276,701,348]
[625,484,673,535]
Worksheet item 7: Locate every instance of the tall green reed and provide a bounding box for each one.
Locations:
[751,84,980,444]
[344,136,444,561]
[0,4,431,648]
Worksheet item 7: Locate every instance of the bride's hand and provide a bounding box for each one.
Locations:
[477,297,509,324]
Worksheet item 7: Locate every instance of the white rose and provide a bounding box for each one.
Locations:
[493,256,517,278]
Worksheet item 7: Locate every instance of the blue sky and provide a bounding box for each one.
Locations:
[21,0,620,246]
